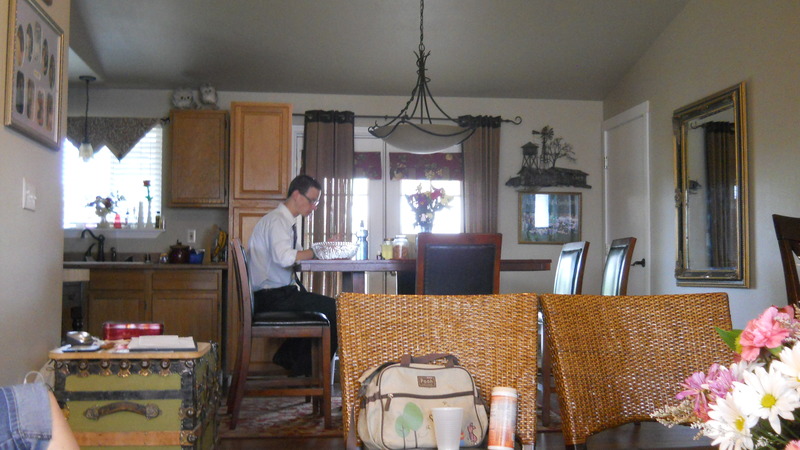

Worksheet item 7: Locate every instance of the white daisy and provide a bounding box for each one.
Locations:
[771,343,800,387]
[705,392,757,450]
[734,365,800,434]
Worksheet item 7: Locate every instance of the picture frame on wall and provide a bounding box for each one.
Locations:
[518,191,581,244]
[4,0,64,150]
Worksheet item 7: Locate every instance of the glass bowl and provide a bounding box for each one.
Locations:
[312,241,358,260]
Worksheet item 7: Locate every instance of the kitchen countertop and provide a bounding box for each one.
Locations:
[63,261,227,270]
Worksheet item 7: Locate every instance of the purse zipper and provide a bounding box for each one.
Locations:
[383,390,475,411]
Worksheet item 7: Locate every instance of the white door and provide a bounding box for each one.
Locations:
[602,102,651,295]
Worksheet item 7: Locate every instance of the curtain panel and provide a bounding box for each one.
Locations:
[66,117,162,160]
[461,116,502,233]
[302,110,355,297]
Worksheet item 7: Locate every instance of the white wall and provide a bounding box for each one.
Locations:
[604,0,800,327]
[66,87,604,296]
[0,0,70,386]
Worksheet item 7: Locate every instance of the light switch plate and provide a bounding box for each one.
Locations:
[187,229,196,243]
[22,178,36,211]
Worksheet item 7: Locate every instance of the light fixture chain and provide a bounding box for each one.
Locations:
[419,0,425,53]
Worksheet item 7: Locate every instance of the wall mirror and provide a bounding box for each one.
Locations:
[673,82,749,287]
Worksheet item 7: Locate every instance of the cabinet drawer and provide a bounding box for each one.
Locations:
[152,271,220,291]
[89,270,147,290]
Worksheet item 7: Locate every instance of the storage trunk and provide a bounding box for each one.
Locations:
[50,342,220,449]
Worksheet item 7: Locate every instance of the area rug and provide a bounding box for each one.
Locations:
[218,396,343,439]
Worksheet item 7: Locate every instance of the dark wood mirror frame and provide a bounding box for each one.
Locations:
[673,82,749,287]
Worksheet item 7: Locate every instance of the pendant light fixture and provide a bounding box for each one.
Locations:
[78,75,96,161]
[368,0,476,153]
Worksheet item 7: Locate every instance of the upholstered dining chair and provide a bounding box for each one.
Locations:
[227,238,332,429]
[600,237,636,295]
[337,292,539,449]
[541,293,734,450]
[415,232,502,294]
[540,241,589,427]
[773,214,800,308]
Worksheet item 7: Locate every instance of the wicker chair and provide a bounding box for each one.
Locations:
[540,293,734,450]
[337,292,539,448]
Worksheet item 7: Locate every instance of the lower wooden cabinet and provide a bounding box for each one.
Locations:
[87,268,223,344]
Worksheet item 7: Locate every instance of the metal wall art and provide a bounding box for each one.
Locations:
[506,126,590,189]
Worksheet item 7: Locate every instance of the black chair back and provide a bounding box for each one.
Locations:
[773,214,800,307]
[601,237,636,295]
[416,233,502,294]
[553,241,590,295]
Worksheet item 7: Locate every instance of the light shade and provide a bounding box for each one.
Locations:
[79,142,93,161]
[370,123,474,153]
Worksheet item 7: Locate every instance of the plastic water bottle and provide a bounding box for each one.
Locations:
[356,220,369,260]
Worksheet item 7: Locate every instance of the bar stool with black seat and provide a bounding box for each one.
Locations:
[773,214,800,308]
[601,237,636,295]
[415,232,502,294]
[540,241,589,427]
[226,238,332,429]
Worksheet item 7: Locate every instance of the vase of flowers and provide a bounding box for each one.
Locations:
[87,193,124,228]
[406,183,452,233]
[653,304,800,450]
[143,180,153,228]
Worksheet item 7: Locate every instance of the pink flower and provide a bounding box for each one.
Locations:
[786,441,800,450]
[738,306,795,361]
[675,364,736,421]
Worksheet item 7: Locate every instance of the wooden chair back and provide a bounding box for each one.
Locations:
[415,233,502,294]
[600,237,636,295]
[541,293,733,448]
[337,292,538,446]
[773,214,800,307]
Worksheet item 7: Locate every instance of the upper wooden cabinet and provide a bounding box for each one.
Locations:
[229,102,292,204]
[169,109,229,208]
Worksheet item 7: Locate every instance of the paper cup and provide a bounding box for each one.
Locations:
[432,407,463,450]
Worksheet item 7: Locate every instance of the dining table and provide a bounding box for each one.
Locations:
[296,258,551,293]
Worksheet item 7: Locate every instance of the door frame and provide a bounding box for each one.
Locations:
[602,101,651,295]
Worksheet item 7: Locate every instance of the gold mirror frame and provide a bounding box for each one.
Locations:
[673,82,749,287]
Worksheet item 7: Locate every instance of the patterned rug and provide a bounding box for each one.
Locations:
[218,396,344,439]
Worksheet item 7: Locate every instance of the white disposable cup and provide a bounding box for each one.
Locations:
[432,407,463,450]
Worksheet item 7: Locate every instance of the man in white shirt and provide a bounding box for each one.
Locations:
[248,175,336,376]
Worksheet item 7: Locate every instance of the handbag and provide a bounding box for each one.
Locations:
[356,353,489,449]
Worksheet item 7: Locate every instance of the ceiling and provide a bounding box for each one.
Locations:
[68,0,688,101]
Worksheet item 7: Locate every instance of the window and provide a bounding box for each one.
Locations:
[62,126,163,228]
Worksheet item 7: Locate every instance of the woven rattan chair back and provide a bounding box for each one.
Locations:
[541,293,733,449]
[600,237,636,295]
[773,214,800,307]
[415,233,502,294]
[337,292,538,447]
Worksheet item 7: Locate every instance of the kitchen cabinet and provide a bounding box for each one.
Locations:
[86,267,223,345]
[169,109,229,208]
[226,102,292,372]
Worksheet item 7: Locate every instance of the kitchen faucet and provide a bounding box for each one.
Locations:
[81,228,105,262]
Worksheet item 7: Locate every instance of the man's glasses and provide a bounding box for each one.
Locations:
[302,192,320,206]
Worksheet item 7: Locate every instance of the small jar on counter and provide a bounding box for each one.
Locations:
[380,238,394,260]
[392,235,409,259]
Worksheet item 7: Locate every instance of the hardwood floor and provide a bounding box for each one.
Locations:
[218,422,712,449]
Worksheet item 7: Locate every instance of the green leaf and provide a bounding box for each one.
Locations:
[402,403,424,430]
[716,327,741,352]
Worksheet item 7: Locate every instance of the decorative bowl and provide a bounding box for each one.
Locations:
[312,241,358,260]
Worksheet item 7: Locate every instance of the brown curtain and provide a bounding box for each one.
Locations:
[302,110,355,296]
[460,116,502,233]
[704,121,736,268]
[66,117,162,160]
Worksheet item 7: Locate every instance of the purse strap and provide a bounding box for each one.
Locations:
[400,353,459,367]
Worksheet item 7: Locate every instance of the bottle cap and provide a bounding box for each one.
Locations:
[491,386,518,397]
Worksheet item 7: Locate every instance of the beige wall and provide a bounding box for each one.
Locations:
[604,0,800,327]
[0,0,70,385]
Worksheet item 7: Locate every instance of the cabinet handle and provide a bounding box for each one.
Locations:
[85,401,161,420]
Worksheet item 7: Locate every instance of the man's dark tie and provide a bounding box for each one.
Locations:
[292,224,307,292]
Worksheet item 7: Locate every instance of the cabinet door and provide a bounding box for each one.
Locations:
[229,103,291,202]
[169,109,228,207]
[152,291,219,343]
[87,290,148,337]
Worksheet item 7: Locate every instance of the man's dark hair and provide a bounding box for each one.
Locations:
[287,175,322,199]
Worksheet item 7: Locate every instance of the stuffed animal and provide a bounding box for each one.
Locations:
[171,87,196,109]
[198,83,219,110]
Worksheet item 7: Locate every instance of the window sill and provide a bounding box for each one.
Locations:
[64,228,165,239]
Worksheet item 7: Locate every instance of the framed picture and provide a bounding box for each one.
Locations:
[4,0,64,149]
[518,192,581,244]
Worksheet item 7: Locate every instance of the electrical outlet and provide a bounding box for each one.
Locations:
[187,229,196,243]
